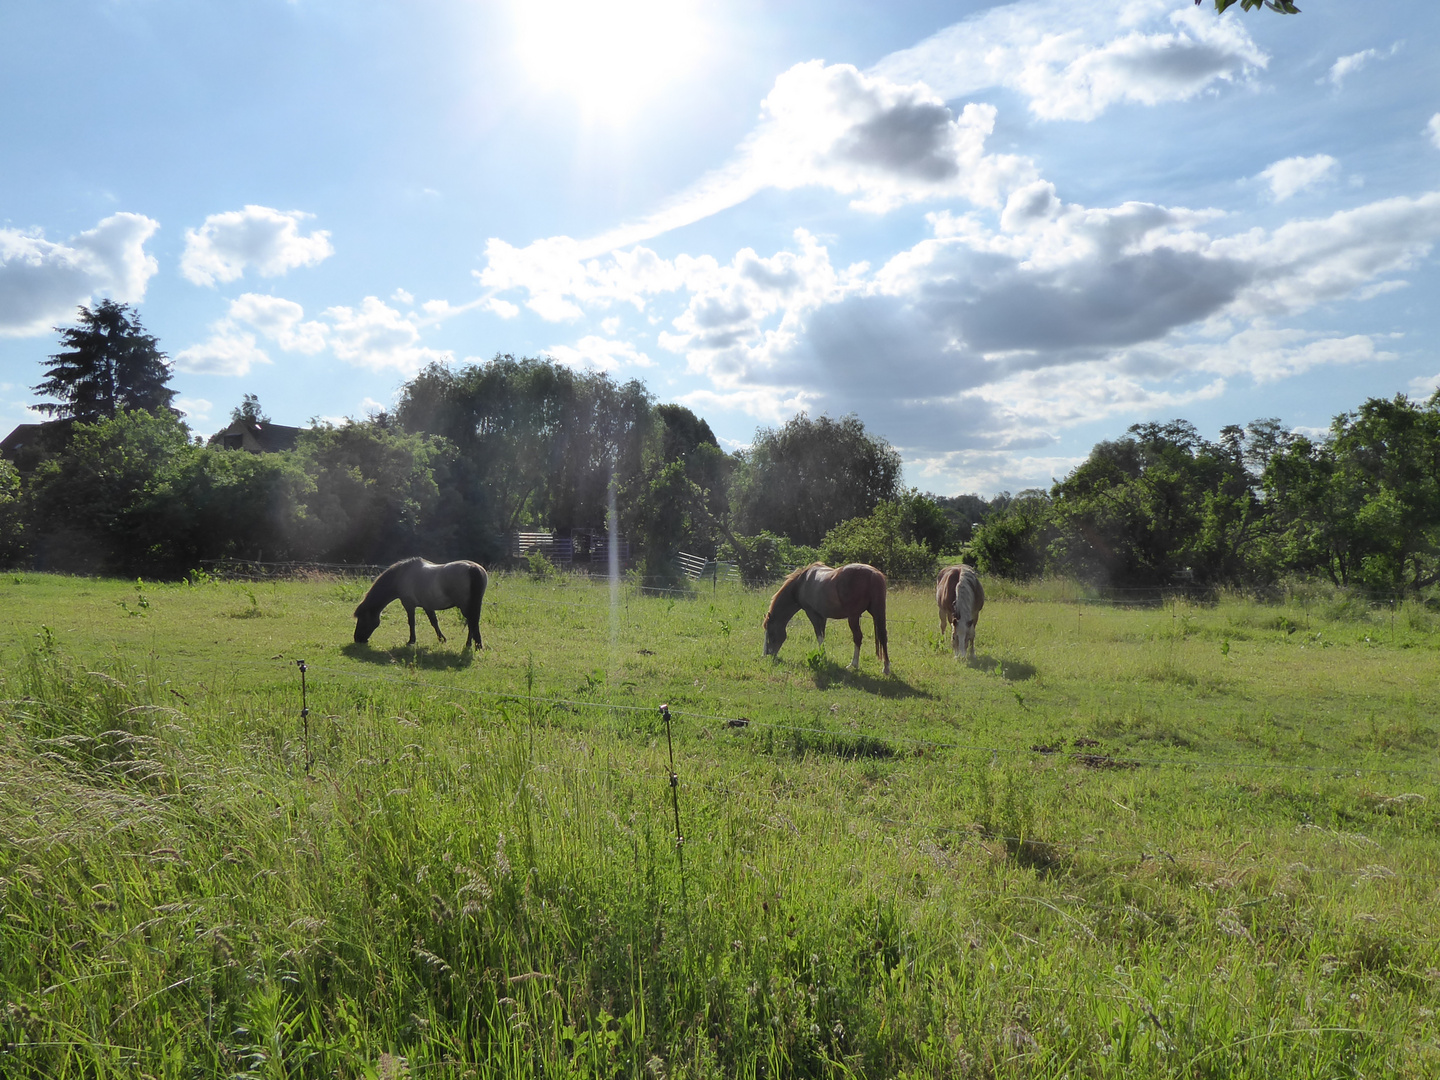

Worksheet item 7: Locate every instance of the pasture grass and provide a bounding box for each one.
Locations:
[0,570,1437,1077]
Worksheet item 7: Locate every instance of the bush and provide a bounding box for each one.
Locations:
[720,532,820,586]
[820,501,937,582]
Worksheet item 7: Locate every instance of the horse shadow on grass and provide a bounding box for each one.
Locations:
[799,654,933,699]
[967,653,1037,682]
[341,642,476,670]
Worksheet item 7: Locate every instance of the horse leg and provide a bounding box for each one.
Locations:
[847,616,862,670]
[424,608,446,643]
[807,610,827,648]
[404,603,418,645]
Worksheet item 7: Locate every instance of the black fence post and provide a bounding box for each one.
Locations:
[296,660,312,775]
[660,703,688,913]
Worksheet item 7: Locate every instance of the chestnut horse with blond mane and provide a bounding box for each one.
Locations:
[936,564,984,659]
[763,562,890,675]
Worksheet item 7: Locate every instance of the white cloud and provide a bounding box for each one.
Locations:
[174,329,272,376]
[546,336,657,372]
[645,186,1440,461]
[392,288,414,305]
[482,296,520,319]
[174,396,214,422]
[1259,155,1337,202]
[1324,49,1377,88]
[874,0,1266,122]
[323,296,453,373]
[478,62,1035,319]
[1428,113,1440,150]
[180,205,333,287]
[0,213,160,336]
[1323,43,1401,88]
[1409,371,1440,398]
[227,293,327,354]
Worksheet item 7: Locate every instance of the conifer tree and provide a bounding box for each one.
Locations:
[33,300,176,422]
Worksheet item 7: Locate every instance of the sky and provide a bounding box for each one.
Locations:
[2,0,1439,496]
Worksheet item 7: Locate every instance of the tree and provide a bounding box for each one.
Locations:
[33,301,176,423]
[731,414,901,546]
[970,490,1054,581]
[1264,395,1440,592]
[397,356,652,536]
[821,500,937,581]
[231,394,271,425]
[27,408,192,572]
[1196,0,1300,13]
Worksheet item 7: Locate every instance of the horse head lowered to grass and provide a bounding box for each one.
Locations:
[763,562,890,676]
[936,564,985,659]
[353,558,488,648]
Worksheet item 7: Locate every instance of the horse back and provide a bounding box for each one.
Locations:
[832,563,886,617]
[936,565,962,618]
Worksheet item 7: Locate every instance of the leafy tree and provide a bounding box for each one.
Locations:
[820,500,936,582]
[397,356,652,537]
[0,461,26,567]
[33,301,176,423]
[294,421,463,565]
[1264,395,1440,592]
[27,409,191,572]
[1046,420,1266,587]
[1196,0,1300,13]
[231,394,271,425]
[731,414,901,546]
[140,446,312,570]
[933,493,991,544]
[970,490,1054,581]
[719,531,821,587]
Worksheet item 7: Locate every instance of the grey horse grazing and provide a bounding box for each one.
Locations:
[936,564,985,659]
[763,562,890,675]
[353,558,488,648]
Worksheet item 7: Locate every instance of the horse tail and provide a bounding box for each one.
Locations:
[467,563,488,647]
[872,568,888,659]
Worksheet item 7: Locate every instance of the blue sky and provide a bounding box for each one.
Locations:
[2,0,1438,494]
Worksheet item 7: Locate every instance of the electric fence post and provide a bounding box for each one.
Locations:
[659,703,689,918]
[296,659,312,775]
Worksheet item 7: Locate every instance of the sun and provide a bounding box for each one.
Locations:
[511,0,707,120]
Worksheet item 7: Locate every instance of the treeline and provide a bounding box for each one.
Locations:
[972,402,1440,594]
[7,302,1440,592]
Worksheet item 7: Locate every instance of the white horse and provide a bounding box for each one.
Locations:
[936,564,985,659]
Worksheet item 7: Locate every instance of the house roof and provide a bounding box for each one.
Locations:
[207,418,302,453]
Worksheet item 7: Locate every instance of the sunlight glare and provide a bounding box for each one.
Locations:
[512,0,706,120]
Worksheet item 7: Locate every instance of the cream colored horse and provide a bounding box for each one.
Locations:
[936,564,985,659]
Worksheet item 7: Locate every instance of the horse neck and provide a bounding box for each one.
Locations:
[361,570,402,612]
[767,579,803,627]
[954,579,973,628]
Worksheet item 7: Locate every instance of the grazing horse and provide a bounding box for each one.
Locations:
[353,558,488,648]
[936,564,985,659]
[763,563,890,675]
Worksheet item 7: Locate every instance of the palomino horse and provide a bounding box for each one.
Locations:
[353,558,488,648]
[936,564,984,659]
[763,563,890,675]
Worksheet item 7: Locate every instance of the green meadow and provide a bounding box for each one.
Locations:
[1,570,1437,1078]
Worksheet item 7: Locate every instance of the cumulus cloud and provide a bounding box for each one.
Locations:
[478,63,1034,319]
[546,336,657,372]
[652,186,1440,461]
[174,396,214,422]
[1259,155,1338,202]
[227,293,328,354]
[0,213,160,336]
[874,0,1266,122]
[174,329,272,377]
[1429,113,1440,150]
[180,205,333,287]
[323,296,453,373]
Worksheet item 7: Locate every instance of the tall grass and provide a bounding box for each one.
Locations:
[0,573,1437,1076]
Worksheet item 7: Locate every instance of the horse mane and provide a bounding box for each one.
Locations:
[355,557,428,615]
[953,565,979,631]
[763,562,826,628]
